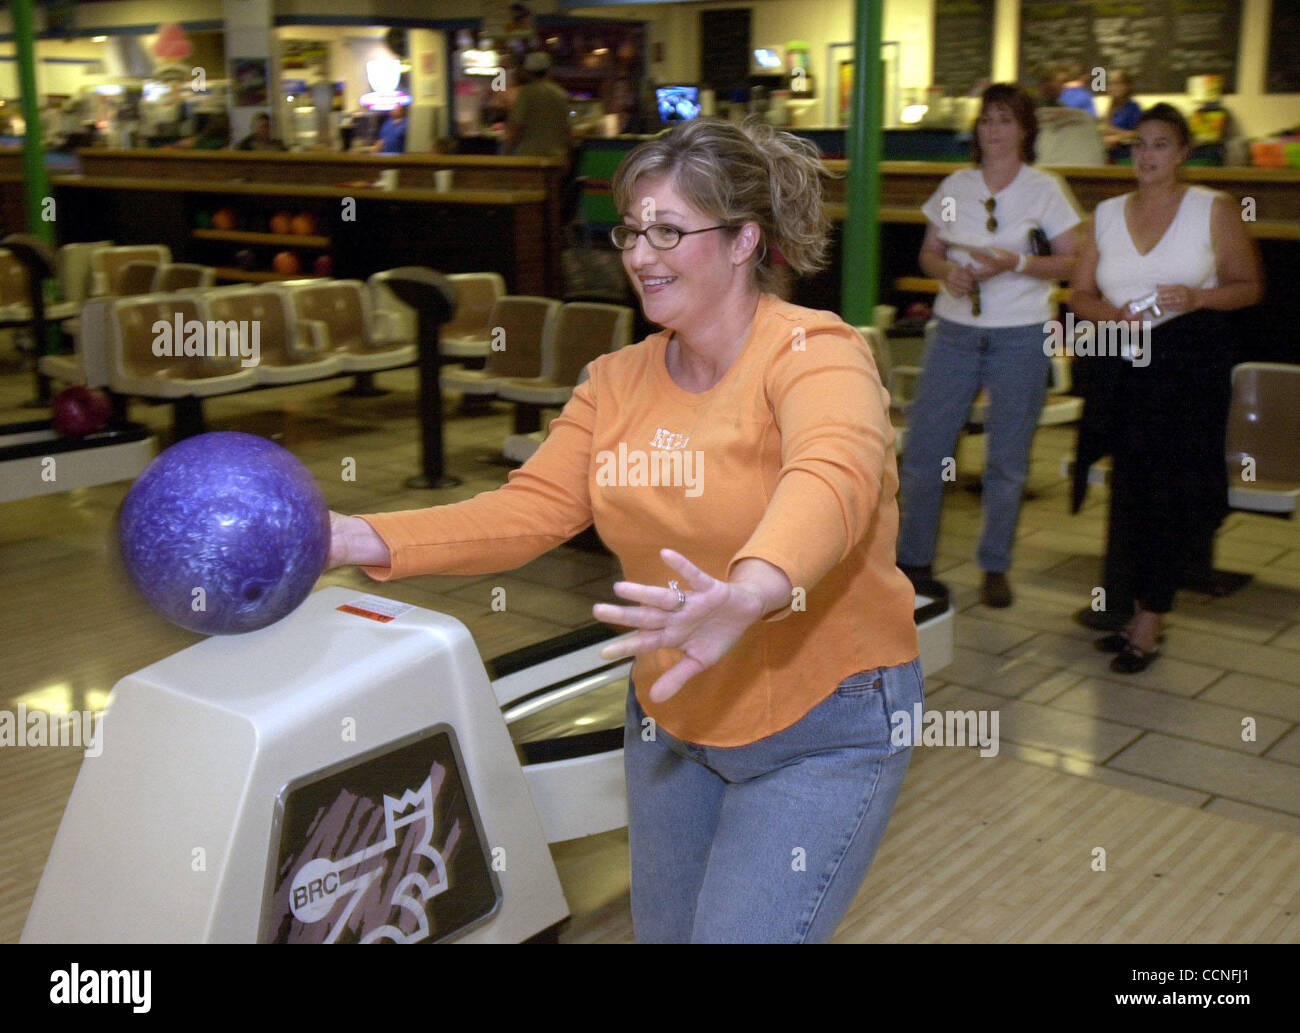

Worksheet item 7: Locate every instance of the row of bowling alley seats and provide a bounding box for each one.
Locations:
[31,243,636,450]
[22,244,1296,512]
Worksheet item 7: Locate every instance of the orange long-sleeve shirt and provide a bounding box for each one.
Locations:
[357,292,918,746]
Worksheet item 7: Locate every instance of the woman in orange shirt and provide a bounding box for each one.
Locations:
[327,118,923,942]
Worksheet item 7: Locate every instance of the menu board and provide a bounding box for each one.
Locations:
[933,0,995,97]
[1267,0,1300,93]
[1018,0,1240,95]
[698,8,752,95]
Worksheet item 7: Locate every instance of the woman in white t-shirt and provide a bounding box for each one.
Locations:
[1068,104,1263,673]
[898,84,1082,608]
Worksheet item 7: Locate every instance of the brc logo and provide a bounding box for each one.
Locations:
[290,857,343,922]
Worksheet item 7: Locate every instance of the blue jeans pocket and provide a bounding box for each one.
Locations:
[833,668,884,698]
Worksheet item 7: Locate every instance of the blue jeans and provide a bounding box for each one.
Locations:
[624,658,924,943]
[897,318,1050,573]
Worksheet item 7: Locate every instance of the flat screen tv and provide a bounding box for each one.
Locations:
[656,85,702,125]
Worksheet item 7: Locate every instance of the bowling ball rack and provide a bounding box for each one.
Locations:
[0,418,154,504]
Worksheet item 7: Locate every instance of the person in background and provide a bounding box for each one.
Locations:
[506,51,572,167]
[899,83,1082,607]
[236,112,286,152]
[326,117,923,942]
[372,102,407,154]
[177,111,230,150]
[1102,69,1141,163]
[1058,62,1098,116]
[1068,104,1263,672]
[1030,63,1066,108]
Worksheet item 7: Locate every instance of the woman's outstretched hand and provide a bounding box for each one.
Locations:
[592,549,786,703]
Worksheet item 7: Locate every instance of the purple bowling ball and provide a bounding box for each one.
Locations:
[119,432,330,634]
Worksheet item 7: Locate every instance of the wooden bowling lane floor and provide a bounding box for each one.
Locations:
[5,729,1298,943]
[550,743,1300,943]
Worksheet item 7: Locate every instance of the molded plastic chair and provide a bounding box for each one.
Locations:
[117,261,160,297]
[283,279,416,372]
[497,300,632,441]
[90,245,171,297]
[1226,362,1300,516]
[442,272,508,360]
[155,263,216,293]
[204,285,342,385]
[496,301,632,407]
[440,295,560,397]
[58,240,113,305]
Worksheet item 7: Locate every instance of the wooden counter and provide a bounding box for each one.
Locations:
[40,149,569,294]
[55,174,546,206]
[51,173,550,293]
[55,149,566,294]
[74,148,565,190]
[825,161,1300,239]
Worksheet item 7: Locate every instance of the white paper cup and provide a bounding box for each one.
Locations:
[378,169,398,190]
[434,169,453,192]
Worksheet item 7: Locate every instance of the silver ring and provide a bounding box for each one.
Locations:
[668,579,686,612]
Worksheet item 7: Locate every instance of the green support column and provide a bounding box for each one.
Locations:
[11,0,53,245]
[11,0,61,405]
[840,0,883,326]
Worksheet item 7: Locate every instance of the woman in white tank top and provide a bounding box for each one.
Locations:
[1069,104,1264,673]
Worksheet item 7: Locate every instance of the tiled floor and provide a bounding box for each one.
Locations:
[1,343,1298,923]
[919,432,1300,832]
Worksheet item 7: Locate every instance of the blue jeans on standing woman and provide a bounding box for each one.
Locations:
[623,657,925,943]
[897,318,1051,573]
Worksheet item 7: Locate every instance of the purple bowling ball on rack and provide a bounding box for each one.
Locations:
[118,432,330,635]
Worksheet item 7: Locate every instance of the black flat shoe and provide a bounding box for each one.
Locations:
[1095,632,1129,653]
[1110,642,1160,674]
[1097,631,1164,655]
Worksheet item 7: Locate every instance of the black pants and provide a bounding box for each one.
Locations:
[1104,312,1232,614]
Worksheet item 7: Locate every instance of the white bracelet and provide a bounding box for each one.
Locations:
[1015,253,1028,274]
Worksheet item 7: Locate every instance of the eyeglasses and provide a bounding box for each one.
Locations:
[984,197,998,233]
[610,223,730,251]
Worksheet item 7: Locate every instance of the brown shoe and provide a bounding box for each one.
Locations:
[981,571,1012,608]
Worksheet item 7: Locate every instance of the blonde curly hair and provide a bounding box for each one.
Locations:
[611,117,833,294]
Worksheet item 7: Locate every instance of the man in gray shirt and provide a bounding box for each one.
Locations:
[506,52,573,166]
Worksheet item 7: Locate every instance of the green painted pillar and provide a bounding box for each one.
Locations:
[11,0,53,245]
[840,0,882,326]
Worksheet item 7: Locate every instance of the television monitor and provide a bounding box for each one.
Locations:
[752,47,784,75]
[656,85,702,125]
